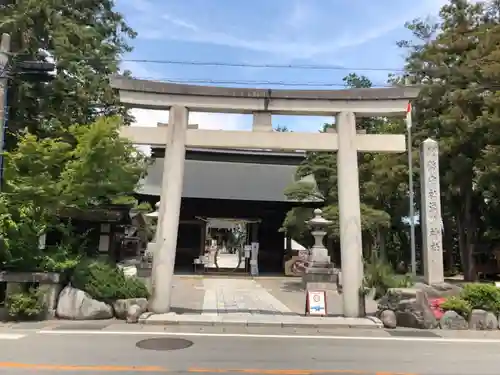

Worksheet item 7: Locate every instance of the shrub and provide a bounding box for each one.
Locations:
[71,259,149,303]
[460,283,500,314]
[441,296,472,319]
[6,288,46,320]
[394,274,414,288]
[363,256,414,299]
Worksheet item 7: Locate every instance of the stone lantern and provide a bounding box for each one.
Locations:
[302,209,339,290]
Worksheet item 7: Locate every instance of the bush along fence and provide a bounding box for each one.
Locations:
[376,283,500,330]
[0,259,150,322]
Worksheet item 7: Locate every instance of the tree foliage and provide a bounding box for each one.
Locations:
[0,0,135,149]
[399,0,500,280]
[284,0,500,280]
[282,74,398,261]
[0,116,148,271]
[4,116,148,210]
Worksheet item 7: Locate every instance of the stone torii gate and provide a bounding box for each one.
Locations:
[111,77,420,318]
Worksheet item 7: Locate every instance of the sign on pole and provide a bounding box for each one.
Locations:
[305,290,327,316]
[406,102,413,129]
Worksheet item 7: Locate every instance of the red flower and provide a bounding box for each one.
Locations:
[428,297,446,319]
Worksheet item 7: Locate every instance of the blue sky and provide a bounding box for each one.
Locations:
[116,0,448,133]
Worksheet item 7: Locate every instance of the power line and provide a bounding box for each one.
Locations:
[120,59,406,72]
[131,77,393,87]
[8,52,405,72]
[123,76,500,91]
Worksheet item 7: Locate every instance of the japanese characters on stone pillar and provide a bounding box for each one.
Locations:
[419,138,445,285]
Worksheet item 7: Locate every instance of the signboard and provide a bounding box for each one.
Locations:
[305,290,327,316]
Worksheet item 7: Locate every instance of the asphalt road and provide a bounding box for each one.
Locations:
[0,328,499,375]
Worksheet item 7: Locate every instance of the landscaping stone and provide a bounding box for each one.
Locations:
[439,310,468,330]
[378,288,437,329]
[126,304,144,323]
[113,298,148,320]
[117,263,138,278]
[413,282,462,298]
[468,309,497,330]
[56,286,113,320]
[377,288,418,311]
[379,309,397,329]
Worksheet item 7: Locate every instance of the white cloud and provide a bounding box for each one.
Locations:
[162,13,198,31]
[130,108,249,131]
[284,0,314,29]
[134,0,458,60]
[121,60,161,79]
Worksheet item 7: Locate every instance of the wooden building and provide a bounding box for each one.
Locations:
[138,147,320,274]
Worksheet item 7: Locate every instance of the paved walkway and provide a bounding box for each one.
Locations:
[201,278,293,316]
[141,275,381,328]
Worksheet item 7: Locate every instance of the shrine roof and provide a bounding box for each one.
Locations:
[137,156,320,203]
[151,147,306,165]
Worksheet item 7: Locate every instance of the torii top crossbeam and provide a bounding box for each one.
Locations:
[110,76,420,117]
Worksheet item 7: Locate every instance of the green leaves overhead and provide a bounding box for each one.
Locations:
[3,116,148,211]
[0,0,135,147]
[282,75,397,260]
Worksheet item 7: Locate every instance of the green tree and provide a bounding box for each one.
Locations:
[0,116,148,271]
[282,74,396,261]
[4,116,148,210]
[0,0,136,149]
[397,0,500,280]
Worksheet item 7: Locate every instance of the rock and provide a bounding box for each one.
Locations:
[414,282,462,298]
[117,263,138,278]
[126,304,144,323]
[113,298,148,319]
[469,309,497,330]
[380,309,397,329]
[139,311,153,320]
[439,311,468,330]
[56,286,113,320]
[377,288,418,311]
[378,289,437,329]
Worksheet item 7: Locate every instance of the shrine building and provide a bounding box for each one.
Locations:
[137,143,320,274]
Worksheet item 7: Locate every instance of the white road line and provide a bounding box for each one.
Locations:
[0,333,27,340]
[36,329,500,344]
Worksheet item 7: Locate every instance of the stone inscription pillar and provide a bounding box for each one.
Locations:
[336,111,363,318]
[149,105,188,313]
[419,138,444,285]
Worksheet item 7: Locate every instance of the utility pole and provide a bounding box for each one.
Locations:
[0,33,11,191]
[407,107,416,276]
[0,32,55,191]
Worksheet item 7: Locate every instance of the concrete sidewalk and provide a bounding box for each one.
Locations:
[140,276,381,328]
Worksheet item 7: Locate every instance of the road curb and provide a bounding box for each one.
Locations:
[138,315,384,329]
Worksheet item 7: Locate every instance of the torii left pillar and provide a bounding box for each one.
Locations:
[149,105,189,313]
[337,111,364,318]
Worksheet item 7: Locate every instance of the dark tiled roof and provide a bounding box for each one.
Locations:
[138,158,320,203]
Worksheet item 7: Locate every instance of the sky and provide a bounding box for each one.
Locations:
[115,0,451,135]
